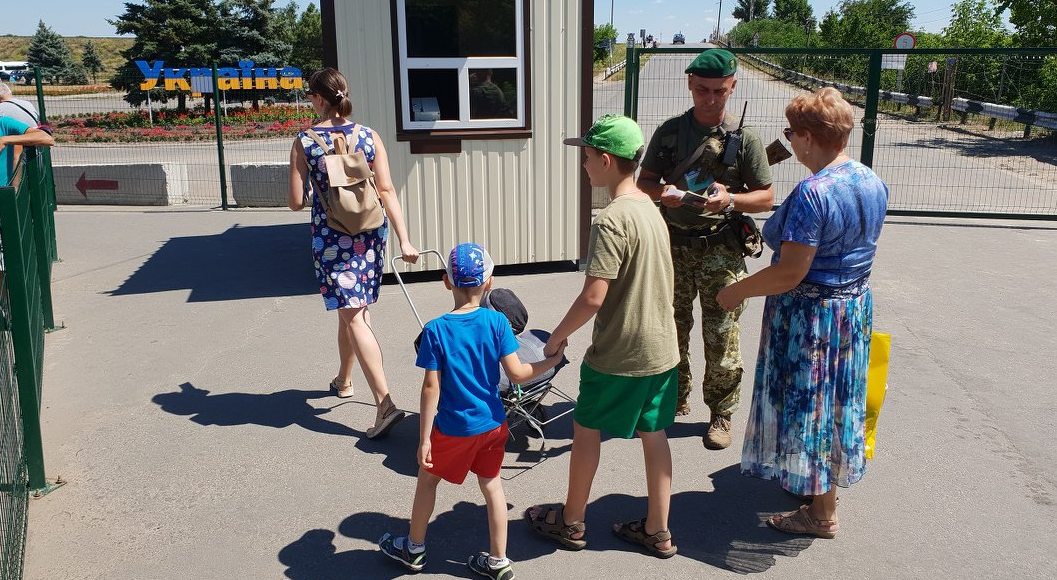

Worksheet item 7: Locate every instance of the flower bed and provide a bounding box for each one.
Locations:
[51,105,316,142]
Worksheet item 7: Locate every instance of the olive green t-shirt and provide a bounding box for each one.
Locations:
[641,108,773,229]
[583,195,679,377]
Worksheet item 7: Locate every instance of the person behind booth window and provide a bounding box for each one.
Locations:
[635,48,775,450]
[469,69,509,119]
[717,87,888,538]
[287,67,419,439]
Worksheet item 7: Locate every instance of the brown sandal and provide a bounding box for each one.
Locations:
[767,506,838,539]
[612,518,678,558]
[524,505,587,550]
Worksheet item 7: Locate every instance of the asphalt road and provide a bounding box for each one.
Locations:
[22,208,1057,580]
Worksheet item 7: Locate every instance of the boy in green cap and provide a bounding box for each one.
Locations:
[636,47,775,450]
[524,114,680,559]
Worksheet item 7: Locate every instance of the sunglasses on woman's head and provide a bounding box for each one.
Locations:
[783,127,796,140]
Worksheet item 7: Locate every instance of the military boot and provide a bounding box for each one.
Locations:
[704,414,732,449]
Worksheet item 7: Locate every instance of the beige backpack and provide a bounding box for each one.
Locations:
[305,128,385,235]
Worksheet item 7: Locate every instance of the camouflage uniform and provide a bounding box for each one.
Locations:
[640,108,772,418]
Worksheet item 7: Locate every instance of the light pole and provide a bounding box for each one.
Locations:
[609,0,615,66]
[716,0,724,42]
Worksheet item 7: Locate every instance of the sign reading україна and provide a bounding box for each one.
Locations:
[136,60,303,92]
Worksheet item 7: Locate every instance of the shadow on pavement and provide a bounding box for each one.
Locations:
[277,464,810,578]
[509,464,811,574]
[893,126,1057,165]
[110,223,316,301]
[152,382,360,437]
[279,527,407,580]
[154,383,423,477]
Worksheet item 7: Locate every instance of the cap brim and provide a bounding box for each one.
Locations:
[563,137,590,148]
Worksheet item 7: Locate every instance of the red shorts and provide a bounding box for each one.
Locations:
[426,422,509,484]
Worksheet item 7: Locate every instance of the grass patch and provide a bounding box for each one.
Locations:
[0,35,134,83]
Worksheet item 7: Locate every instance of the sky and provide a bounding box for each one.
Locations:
[2,0,318,36]
[594,0,1014,44]
[3,1,1011,41]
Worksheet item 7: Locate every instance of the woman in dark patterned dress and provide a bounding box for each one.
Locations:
[716,88,888,538]
[288,68,419,438]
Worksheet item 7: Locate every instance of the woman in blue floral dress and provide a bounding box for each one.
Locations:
[288,68,419,438]
[716,87,888,538]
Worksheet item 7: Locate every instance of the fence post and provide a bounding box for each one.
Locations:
[33,66,47,124]
[860,50,882,169]
[24,150,59,331]
[624,45,638,118]
[212,62,229,210]
[0,160,47,492]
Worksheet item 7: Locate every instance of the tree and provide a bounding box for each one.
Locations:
[26,20,80,84]
[944,0,1009,48]
[817,0,915,48]
[773,0,814,24]
[995,0,1056,46]
[81,40,105,84]
[109,0,220,110]
[733,0,770,23]
[941,0,1011,101]
[593,23,618,63]
[290,3,323,74]
[215,0,293,108]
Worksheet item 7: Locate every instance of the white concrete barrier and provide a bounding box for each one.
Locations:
[53,164,188,205]
[231,163,288,207]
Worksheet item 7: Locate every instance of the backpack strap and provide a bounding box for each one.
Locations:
[305,129,332,154]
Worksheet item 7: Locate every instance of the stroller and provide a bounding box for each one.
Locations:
[391,251,575,452]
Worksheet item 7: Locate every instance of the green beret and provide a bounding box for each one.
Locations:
[685,48,738,77]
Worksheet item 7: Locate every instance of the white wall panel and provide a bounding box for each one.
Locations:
[334,0,582,270]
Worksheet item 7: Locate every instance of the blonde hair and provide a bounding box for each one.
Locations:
[308,68,353,118]
[785,87,854,150]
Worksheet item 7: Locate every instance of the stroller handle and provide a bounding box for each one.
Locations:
[390,249,445,330]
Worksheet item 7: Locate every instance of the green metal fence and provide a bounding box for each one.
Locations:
[621,46,1057,219]
[0,145,61,580]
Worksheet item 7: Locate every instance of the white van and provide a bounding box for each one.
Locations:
[0,61,32,83]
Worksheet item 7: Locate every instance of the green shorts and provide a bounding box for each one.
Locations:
[574,363,678,439]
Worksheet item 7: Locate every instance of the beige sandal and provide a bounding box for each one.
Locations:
[329,378,354,398]
[366,403,405,439]
[767,506,838,539]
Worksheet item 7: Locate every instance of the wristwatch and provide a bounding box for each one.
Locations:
[725,193,736,213]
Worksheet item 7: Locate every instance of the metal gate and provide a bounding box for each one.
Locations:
[620,46,1057,219]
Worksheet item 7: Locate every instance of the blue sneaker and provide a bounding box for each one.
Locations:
[467,552,515,580]
[379,533,426,572]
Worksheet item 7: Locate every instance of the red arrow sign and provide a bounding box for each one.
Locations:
[76,172,119,197]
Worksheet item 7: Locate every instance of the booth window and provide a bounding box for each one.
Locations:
[394,0,528,137]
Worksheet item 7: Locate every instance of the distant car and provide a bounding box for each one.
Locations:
[672,32,685,44]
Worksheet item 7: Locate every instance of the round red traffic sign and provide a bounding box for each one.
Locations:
[894,32,916,49]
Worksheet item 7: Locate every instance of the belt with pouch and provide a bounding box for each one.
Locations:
[667,221,737,250]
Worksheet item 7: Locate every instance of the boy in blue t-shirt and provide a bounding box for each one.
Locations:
[380,242,566,580]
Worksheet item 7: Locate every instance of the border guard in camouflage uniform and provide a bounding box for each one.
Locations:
[636,48,774,450]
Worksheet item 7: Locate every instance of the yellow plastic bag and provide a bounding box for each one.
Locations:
[864,332,891,460]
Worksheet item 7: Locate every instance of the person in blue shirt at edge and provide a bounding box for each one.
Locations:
[1,115,53,186]
[379,242,567,580]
